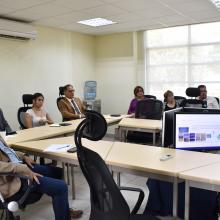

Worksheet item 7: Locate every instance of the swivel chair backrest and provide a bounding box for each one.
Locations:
[144,95,156,100]
[181,88,207,108]
[75,111,130,220]
[17,94,33,129]
[135,99,163,120]
[57,86,66,121]
[174,96,186,106]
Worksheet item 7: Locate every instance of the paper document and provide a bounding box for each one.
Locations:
[49,124,61,127]
[44,144,73,152]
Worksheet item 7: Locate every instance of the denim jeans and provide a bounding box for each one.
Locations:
[8,164,70,220]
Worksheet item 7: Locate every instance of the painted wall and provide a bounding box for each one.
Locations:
[95,31,145,115]
[0,25,145,131]
[0,26,95,130]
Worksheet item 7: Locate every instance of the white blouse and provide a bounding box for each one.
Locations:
[26,109,47,127]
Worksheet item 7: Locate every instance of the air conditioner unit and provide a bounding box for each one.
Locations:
[0,18,37,40]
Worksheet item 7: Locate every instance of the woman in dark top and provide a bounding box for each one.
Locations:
[164,90,177,111]
[128,86,145,115]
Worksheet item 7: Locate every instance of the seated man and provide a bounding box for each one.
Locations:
[0,108,13,133]
[0,136,82,220]
[58,84,85,121]
[198,85,219,109]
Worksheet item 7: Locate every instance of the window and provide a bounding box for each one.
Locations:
[145,21,220,99]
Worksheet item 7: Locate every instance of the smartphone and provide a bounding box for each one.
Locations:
[67,147,77,153]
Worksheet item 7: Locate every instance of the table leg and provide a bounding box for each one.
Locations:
[70,165,75,200]
[153,132,156,146]
[117,172,121,186]
[184,180,190,220]
[173,178,178,217]
[118,127,122,142]
[67,163,70,185]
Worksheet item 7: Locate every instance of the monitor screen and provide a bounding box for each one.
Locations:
[162,107,182,147]
[174,112,220,150]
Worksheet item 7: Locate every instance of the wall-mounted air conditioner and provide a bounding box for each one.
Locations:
[0,18,37,40]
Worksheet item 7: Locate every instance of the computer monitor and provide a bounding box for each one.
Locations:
[174,112,220,150]
[162,107,182,147]
[183,107,220,113]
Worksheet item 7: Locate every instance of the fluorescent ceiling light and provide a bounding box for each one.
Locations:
[210,0,220,8]
[77,18,117,27]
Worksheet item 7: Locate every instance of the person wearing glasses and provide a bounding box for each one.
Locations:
[25,93,54,128]
[198,85,219,109]
[128,86,145,115]
[58,84,85,121]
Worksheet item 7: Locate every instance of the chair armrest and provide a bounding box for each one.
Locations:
[0,172,33,208]
[119,186,144,215]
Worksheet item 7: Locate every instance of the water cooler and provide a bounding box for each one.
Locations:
[83,81,101,113]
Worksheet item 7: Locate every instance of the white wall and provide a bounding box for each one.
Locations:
[95,31,145,114]
[0,26,95,130]
[0,26,145,130]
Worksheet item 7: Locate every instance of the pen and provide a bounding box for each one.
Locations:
[57,145,70,150]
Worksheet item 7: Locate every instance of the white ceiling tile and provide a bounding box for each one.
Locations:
[137,5,178,19]
[81,4,127,17]
[0,5,15,14]
[166,0,216,13]
[0,0,53,10]
[153,14,194,24]
[53,0,104,11]
[107,12,144,23]
[35,12,91,26]
[99,0,120,3]
[6,2,73,21]
[112,0,162,11]
[1,0,220,35]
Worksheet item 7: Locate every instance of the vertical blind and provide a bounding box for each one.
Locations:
[145,21,220,99]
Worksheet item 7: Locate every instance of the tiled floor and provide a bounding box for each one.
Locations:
[14,135,175,220]
[17,167,152,220]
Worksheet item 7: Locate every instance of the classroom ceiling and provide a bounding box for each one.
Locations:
[0,0,220,35]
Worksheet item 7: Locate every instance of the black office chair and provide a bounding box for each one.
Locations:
[17,94,33,129]
[0,173,42,220]
[180,88,207,108]
[144,95,156,100]
[127,99,163,144]
[56,86,68,122]
[174,96,186,106]
[135,99,163,120]
[74,110,159,220]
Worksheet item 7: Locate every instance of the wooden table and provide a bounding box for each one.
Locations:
[6,120,82,145]
[104,114,131,126]
[11,136,114,199]
[179,162,220,220]
[106,142,220,217]
[118,118,162,145]
[6,115,130,146]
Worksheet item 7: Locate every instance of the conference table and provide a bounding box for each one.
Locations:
[10,135,220,218]
[118,118,162,145]
[105,142,220,217]
[6,114,130,145]
[11,136,114,199]
[179,162,220,220]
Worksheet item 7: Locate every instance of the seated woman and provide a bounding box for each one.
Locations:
[164,90,177,111]
[25,93,54,128]
[128,86,145,115]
